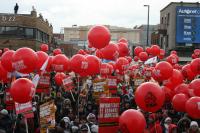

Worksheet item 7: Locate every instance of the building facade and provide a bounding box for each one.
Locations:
[0,9,53,50]
[159,2,200,59]
[63,25,141,48]
[137,25,158,46]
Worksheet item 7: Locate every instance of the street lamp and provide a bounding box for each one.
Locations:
[144,5,150,46]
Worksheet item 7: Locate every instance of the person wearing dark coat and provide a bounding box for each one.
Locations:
[0,109,12,133]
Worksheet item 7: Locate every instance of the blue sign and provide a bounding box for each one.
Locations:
[176,6,200,43]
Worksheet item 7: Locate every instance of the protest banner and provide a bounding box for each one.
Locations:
[37,73,50,93]
[107,76,118,94]
[62,75,74,91]
[5,89,14,110]
[15,101,34,118]
[99,97,120,133]
[93,79,109,102]
[40,100,56,133]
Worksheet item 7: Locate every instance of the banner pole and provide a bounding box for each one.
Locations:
[77,76,80,119]
[25,117,29,133]
[70,90,75,102]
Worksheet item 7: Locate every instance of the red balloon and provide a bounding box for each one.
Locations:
[1,50,15,72]
[192,53,198,59]
[194,49,200,56]
[118,38,128,43]
[134,56,139,62]
[85,55,101,75]
[79,72,88,77]
[115,57,129,72]
[150,45,160,56]
[134,46,144,56]
[170,50,177,55]
[139,52,148,62]
[174,83,189,96]
[95,49,103,59]
[185,97,200,119]
[164,69,184,90]
[182,64,196,80]
[0,50,2,56]
[190,58,200,74]
[53,48,62,56]
[162,86,175,102]
[108,62,116,70]
[153,61,173,81]
[70,54,87,74]
[36,51,48,71]
[118,42,129,57]
[54,72,66,86]
[10,78,35,103]
[12,47,38,74]
[3,48,9,52]
[145,47,151,54]
[100,63,113,76]
[189,79,200,97]
[40,44,49,52]
[166,54,179,65]
[119,109,146,133]
[172,94,189,112]
[88,25,111,49]
[0,61,8,81]
[77,49,86,55]
[52,54,70,72]
[46,56,53,72]
[160,49,165,56]
[135,82,165,112]
[101,43,119,60]
[125,56,132,63]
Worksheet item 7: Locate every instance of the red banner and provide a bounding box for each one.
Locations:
[5,89,14,110]
[107,76,118,94]
[98,97,120,133]
[38,73,50,88]
[62,75,74,91]
[15,102,34,118]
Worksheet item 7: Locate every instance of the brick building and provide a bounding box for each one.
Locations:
[0,8,53,50]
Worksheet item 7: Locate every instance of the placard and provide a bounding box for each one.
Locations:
[107,76,118,94]
[99,97,120,133]
[5,89,14,110]
[15,102,34,118]
[40,100,56,133]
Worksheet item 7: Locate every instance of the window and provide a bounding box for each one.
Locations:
[167,13,170,25]
[37,30,43,41]
[161,17,164,24]
[0,27,5,34]
[5,27,17,35]
[25,28,34,38]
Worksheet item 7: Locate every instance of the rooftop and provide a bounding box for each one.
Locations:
[160,1,200,12]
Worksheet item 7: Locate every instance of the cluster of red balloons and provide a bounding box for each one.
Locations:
[134,45,164,62]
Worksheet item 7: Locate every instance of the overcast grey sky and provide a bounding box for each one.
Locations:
[1,0,200,33]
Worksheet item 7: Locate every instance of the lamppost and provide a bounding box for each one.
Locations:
[144,5,150,46]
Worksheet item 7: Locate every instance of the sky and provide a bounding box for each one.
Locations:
[1,0,200,33]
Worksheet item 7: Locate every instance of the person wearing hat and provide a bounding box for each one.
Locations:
[86,113,98,133]
[80,124,89,133]
[188,121,200,133]
[162,117,178,133]
[0,109,12,133]
[56,117,71,133]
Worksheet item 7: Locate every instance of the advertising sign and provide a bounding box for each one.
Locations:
[176,6,200,43]
[99,97,120,133]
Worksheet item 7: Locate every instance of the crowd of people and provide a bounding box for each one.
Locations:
[0,70,200,133]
